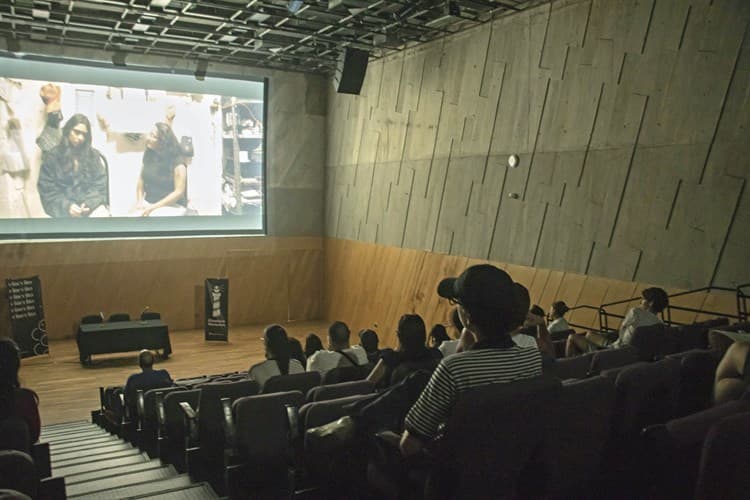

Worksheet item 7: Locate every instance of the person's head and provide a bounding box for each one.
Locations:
[524,304,545,328]
[358,329,379,354]
[263,324,291,375]
[138,349,155,371]
[328,321,351,350]
[550,301,569,320]
[429,324,451,347]
[641,287,669,314]
[438,265,526,342]
[288,337,305,365]
[397,314,427,354]
[146,122,181,161]
[304,333,324,358]
[0,338,21,388]
[62,114,92,151]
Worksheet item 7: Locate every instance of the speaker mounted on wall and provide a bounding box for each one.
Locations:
[334,48,369,95]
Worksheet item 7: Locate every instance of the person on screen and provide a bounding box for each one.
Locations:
[37,114,109,217]
[134,122,187,217]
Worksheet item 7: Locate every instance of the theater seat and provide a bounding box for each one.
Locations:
[321,365,369,384]
[306,380,375,402]
[589,346,638,374]
[629,324,676,361]
[694,410,750,500]
[545,352,594,380]
[263,371,321,396]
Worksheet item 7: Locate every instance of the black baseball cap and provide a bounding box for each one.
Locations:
[438,265,515,310]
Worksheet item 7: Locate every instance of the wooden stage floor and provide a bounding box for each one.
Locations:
[18,320,330,425]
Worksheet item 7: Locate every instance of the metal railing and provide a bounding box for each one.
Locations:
[566,284,747,333]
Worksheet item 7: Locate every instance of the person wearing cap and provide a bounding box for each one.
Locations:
[399,265,542,456]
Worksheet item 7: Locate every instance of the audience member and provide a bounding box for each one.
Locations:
[123,350,173,406]
[288,337,306,368]
[566,287,669,356]
[517,302,555,359]
[249,325,304,389]
[400,265,542,456]
[0,339,40,444]
[714,341,750,404]
[306,321,368,373]
[439,308,462,357]
[428,324,450,349]
[368,315,441,388]
[547,301,571,334]
[359,329,381,364]
[304,333,324,359]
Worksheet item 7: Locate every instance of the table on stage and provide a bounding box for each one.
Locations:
[77,319,172,365]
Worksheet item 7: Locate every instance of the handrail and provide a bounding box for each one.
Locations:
[738,284,750,322]
[565,305,604,332]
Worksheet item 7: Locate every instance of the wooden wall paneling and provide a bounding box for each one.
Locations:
[568,275,610,329]
[697,289,740,323]
[537,270,566,312]
[528,268,552,308]
[288,249,323,321]
[599,279,641,321]
[226,252,289,325]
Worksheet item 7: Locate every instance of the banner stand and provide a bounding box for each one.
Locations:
[205,278,229,341]
[6,276,48,358]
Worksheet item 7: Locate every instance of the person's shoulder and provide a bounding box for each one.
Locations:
[289,359,305,373]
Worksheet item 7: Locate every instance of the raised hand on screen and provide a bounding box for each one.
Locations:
[40,83,61,113]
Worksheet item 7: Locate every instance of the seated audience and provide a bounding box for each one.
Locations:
[0,338,40,444]
[124,350,173,406]
[566,287,669,356]
[714,341,750,404]
[400,265,542,456]
[288,337,306,368]
[428,324,450,349]
[304,333,324,359]
[359,329,381,364]
[306,321,368,373]
[438,308,462,357]
[249,325,304,389]
[368,315,441,388]
[547,301,571,334]
[518,303,555,359]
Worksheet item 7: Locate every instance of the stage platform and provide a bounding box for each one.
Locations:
[18,320,330,425]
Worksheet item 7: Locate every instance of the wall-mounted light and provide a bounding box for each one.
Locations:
[508,154,520,168]
[507,192,519,199]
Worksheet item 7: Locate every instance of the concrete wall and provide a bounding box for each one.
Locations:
[326,0,750,290]
[0,38,327,237]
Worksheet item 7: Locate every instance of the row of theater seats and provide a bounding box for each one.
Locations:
[84,316,747,498]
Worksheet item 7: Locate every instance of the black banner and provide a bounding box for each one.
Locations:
[205,278,229,341]
[6,276,48,358]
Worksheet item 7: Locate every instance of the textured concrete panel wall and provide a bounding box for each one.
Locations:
[326,0,750,290]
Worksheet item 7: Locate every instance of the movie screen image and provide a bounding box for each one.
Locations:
[0,57,265,239]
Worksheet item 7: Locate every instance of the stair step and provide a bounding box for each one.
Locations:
[133,482,220,499]
[64,459,167,485]
[72,475,194,499]
[52,442,134,462]
[50,436,121,452]
[66,466,179,497]
[53,453,151,477]
[53,448,144,468]
[40,422,93,436]
[43,429,110,444]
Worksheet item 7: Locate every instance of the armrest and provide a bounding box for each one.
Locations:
[374,430,401,449]
[221,398,236,450]
[155,391,167,438]
[286,404,300,444]
[179,401,199,447]
[99,387,105,411]
[31,442,51,478]
[136,390,146,431]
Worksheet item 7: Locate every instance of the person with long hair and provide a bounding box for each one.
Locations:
[37,113,109,217]
[249,324,305,389]
[304,333,324,359]
[134,122,187,216]
[0,338,41,444]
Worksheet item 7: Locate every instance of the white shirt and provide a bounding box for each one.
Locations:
[612,307,662,348]
[438,339,460,357]
[512,333,539,349]
[547,317,570,334]
[306,345,368,373]
[248,359,305,389]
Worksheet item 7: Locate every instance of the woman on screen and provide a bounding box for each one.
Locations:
[37,113,109,218]
[134,122,187,216]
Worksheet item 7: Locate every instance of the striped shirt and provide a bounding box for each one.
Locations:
[404,345,542,441]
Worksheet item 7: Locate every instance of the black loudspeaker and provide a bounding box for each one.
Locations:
[334,48,369,95]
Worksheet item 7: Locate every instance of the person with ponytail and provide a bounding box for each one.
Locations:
[0,338,40,444]
[249,324,305,390]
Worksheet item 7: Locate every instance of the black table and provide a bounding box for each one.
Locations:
[77,319,172,365]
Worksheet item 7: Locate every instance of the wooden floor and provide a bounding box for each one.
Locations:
[18,321,330,425]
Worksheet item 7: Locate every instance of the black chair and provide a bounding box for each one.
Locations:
[694,410,750,500]
[182,379,259,491]
[263,371,321,395]
[224,391,306,499]
[80,314,103,324]
[108,312,130,322]
[369,375,562,499]
[545,352,594,380]
[307,379,375,402]
[136,385,186,456]
[549,376,616,497]
[158,388,200,472]
[589,345,638,375]
[140,311,161,320]
[666,349,720,418]
[629,324,677,361]
[549,328,575,342]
